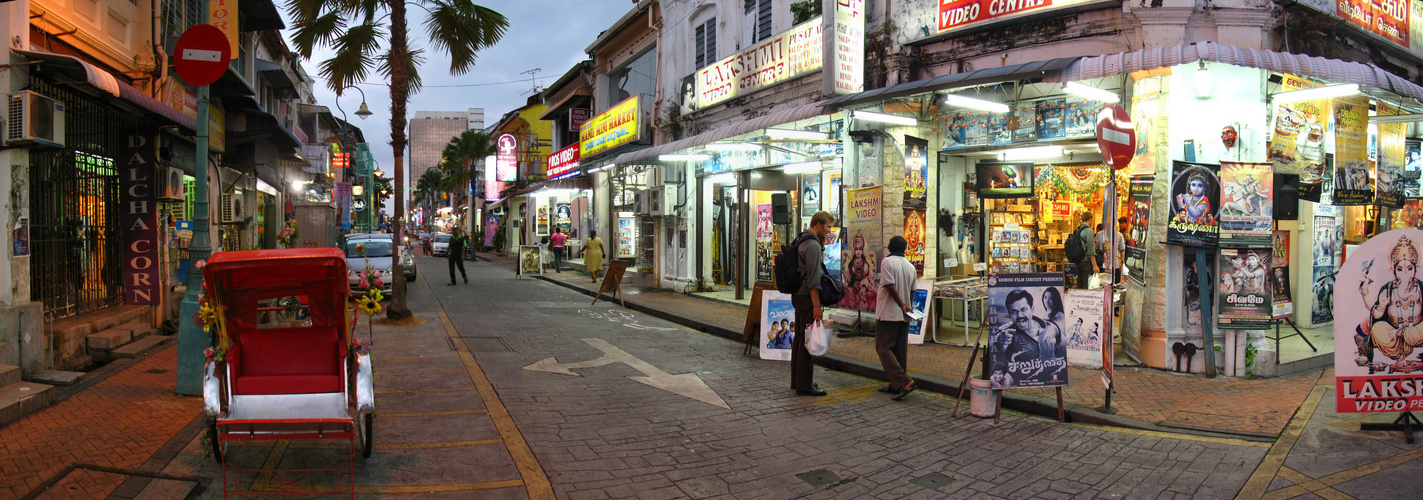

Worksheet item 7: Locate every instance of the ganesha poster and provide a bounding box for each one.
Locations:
[1334,229,1423,413]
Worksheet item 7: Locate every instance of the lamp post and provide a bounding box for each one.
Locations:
[335,85,373,231]
[374,166,385,230]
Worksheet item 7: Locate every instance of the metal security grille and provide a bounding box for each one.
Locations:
[28,79,145,320]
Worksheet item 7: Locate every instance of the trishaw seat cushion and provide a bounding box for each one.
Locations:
[230,326,344,395]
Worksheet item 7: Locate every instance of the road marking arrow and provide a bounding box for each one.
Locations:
[522,338,729,409]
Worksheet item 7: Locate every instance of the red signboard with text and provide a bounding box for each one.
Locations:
[569,108,590,130]
[121,131,160,305]
[546,144,581,180]
[1337,0,1409,47]
[937,0,1112,34]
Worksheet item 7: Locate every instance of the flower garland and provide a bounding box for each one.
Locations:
[277,218,299,248]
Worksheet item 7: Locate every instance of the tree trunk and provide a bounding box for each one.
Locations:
[385,0,413,320]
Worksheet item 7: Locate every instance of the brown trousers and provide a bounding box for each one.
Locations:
[875,320,911,389]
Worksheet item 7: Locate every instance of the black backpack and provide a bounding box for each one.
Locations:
[774,234,811,294]
[1064,226,1092,263]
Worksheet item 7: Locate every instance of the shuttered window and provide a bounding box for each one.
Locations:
[695,17,717,69]
[756,0,773,42]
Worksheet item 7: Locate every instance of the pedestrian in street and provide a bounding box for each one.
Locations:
[583,230,605,283]
[792,211,835,397]
[448,227,468,285]
[875,236,918,400]
[423,234,432,256]
[1073,212,1098,289]
[550,227,568,273]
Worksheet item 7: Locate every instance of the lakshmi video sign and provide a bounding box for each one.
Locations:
[893,0,1117,43]
[693,16,823,109]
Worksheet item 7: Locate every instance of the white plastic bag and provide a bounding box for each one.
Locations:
[807,321,832,356]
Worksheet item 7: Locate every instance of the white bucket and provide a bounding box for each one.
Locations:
[969,377,996,418]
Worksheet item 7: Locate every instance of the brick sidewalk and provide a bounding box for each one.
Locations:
[524,258,1327,437]
[0,342,200,498]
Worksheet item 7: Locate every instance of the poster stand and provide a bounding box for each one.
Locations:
[591,260,629,307]
[836,310,874,338]
[951,316,988,417]
[1361,412,1423,444]
[740,284,776,355]
[1271,318,1316,354]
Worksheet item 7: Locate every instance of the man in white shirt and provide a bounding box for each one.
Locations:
[875,236,920,400]
[1095,219,1125,284]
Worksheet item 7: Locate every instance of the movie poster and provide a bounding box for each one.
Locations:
[1218,162,1273,246]
[906,279,933,345]
[824,227,842,281]
[756,204,773,282]
[904,209,926,275]
[841,186,883,312]
[1011,103,1037,143]
[1332,95,1373,205]
[483,214,499,248]
[904,135,928,206]
[1272,231,1293,319]
[536,203,550,235]
[1314,216,1337,266]
[555,203,572,233]
[1376,102,1406,208]
[1269,76,1331,185]
[1167,161,1221,248]
[1128,93,1163,176]
[801,174,820,217]
[827,173,843,220]
[1126,176,1153,285]
[1036,99,1066,140]
[1333,229,1423,412]
[518,245,542,276]
[1064,97,1103,138]
[1217,247,1272,329]
[759,290,795,362]
[1312,266,1335,325]
[1395,199,1423,231]
[1064,290,1104,370]
[986,273,1068,389]
[1184,251,1214,327]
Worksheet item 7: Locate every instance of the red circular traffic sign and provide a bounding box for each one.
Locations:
[1095,103,1136,170]
[174,24,231,87]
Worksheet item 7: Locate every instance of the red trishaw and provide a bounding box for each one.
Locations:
[200,248,374,497]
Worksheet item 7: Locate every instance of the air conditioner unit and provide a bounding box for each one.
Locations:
[220,193,244,223]
[5,91,65,148]
[649,185,679,217]
[157,167,186,201]
[633,191,649,214]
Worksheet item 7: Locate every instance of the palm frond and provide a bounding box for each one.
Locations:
[320,23,386,93]
[287,10,347,59]
[422,0,510,75]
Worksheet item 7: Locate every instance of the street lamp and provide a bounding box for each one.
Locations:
[336,85,374,231]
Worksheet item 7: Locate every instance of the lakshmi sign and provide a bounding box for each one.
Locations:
[1334,229,1423,412]
[546,144,581,180]
[579,96,641,157]
[695,17,822,109]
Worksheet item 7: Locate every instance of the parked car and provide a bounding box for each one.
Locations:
[346,234,417,296]
[431,233,451,257]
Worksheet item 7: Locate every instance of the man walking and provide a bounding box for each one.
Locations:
[792,211,835,397]
[1073,212,1098,289]
[549,227,568,273]
[875,236,918,400]
[448,227,468,285]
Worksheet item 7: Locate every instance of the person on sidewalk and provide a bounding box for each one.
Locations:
[448,228,468,285]
[550,227,568,273]
[1096,219,1125,284]
[792,211,835,397]
[583,230,605,283]
[875,236,918,400]
[1073,212,1098,289]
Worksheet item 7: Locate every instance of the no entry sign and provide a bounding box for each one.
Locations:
[174,24,232,87]
[1096,103,1135,170]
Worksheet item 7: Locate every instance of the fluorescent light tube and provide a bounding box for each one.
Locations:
[943,95,1011,114]
[1272,84,1359,104]
[1370,113,1423,124]
[1063,82,1120,103]
[1001,146,1066,161]
[659,154,711,161]
[707,173,737,185]
[781,162,823,174]
[765,129,829,140]
[704,143,762,151]
[852,110,918,126]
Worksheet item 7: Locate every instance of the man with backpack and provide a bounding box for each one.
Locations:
[1066,212,1098,289]
[782,211,836,396]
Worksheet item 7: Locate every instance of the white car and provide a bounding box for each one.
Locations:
[431,233,451,257]
[346,234,417,295]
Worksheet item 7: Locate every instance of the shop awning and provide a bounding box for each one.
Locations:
[613,99,834,164]
[1061,41,1423,103]
[255,59,296,89]
[822,57,1079,110]
[14,49,199,131]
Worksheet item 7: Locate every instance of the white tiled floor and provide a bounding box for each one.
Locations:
[1273,321,1334,364]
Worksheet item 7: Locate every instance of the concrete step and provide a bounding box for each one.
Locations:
[113,321,155,339]
[88,328,133,352]
[111,335,167,359]
[0,382,54,427]
[29,370,84,386]
[0,364,19,387]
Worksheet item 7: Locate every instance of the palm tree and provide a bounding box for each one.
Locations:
[287,0,509,319]
[440,130,495,236]
[414,168,445,229]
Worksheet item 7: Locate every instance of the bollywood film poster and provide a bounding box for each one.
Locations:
[1064,290,1105,370]
[1313,265,1336,325]
[759,290,795,362]
[906,279,933,345]
[841,186,883,312]
[1333,95,1374,205]
[1333,229,1423,413]
[1376,102,1406,208]
[1269,75,1331,185]
[518,245,543,276]
[904,135,928,206]
[801,174,820,217]
[555,203,572,233]
[1218,247,1273,329]
[824,227,842,281]
[1218,161,1273,246]
[1167,161,1221,248]
[536,204,550,235]
[986,273,1069,389]
[1128,93,1163,176]
[1314,216,1337,266]
[1184,251,1215,327]
[756,203,774,282]
[1395,199,1423,231]
[1126,176,1153,285]
[904,209,926,275]
[1272,231,1293,319]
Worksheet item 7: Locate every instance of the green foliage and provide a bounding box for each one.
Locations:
[440,130,495,193]
[1244,343,1258,378]
[791,0,822,24]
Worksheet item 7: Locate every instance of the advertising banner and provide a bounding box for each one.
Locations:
[1218,247,1273,329]
[904,135,929,205]
[335,182,352,231]
[986,273,1068,389]
[1377,102,1406,208]
[121,131,159,305]
[905,209,926,275]
[906,279,933,345]
[759,290,796,361]
[496,134,518,182]
[1219,161,1273,246]
[1167,161,1221,248]
[756,204,773,283]
[580,96,641,157]
[1273,231,1293,319]
[536,203,549,236]
[841,186,883,312]
[1314,216,1337,266]
[1332,95,1373,205]
[1269,75,1331,185]
[697,17,821,109]
[1334,229,1423,413]
[1064,290,1105,370]
[483,214,499,248]
[802,174,820,217]
[1126,176,1153,285]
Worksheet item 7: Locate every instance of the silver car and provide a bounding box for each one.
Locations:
[431,233,451,257]
[346,234,417,296]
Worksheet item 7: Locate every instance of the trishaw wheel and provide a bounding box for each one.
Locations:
[207,420,225,463]
[359,413,374,458]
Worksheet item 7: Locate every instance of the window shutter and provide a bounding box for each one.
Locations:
[705,18,717,63]
[757,0,772,42]
[695,24,706,69]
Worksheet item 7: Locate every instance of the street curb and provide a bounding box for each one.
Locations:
[529,275,1264,441]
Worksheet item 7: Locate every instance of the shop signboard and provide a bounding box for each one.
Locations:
[1218,247,1273,329]
[1332,94,1374,205]
[1126,176,1153,286]
[1219,161,1273,246]
[579,96,641,157]
[1269,75,1331,185]
[906,279,933,345]
[985,273,1069,389]
[1333,229,1423,413]
[1337,0,1410,46]
[546,144,581,180]
[759,290,796,361]
[1273,231,1294,319]
[1064,289,1104,370]
[121,130,160,305]
[483,155,500,201]
[934,0,1114,35]
[1377,102,1407,208]
[696,17,822,109]
[1166,161,1221,248]
[905,209,926,275]
[842,186,883,312]
[756,204,773,282]
[497,133,518,182]
[904,135,929,205]
[975,161,1034,199]
[569,108,590,130]
[827,0,865,95]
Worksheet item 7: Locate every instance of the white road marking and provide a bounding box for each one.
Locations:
[523,338,729,409]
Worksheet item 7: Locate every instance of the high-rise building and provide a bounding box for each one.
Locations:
[408,111,473,194]
[467,108,485,131]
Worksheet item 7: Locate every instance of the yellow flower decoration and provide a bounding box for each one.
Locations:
[196,303,219,332]
[356,291,382,316]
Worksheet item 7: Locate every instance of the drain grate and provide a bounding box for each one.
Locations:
[449,336,512,352]
[795,469,840,488]
[910,473,956,490]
